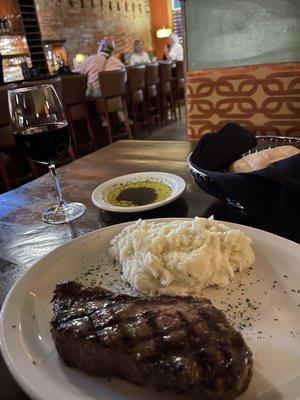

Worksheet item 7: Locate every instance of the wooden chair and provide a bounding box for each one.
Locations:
[158,61,177,124]
[60,73,97,157]
[94,69,132,143]
[145,63,160,125]
[175,60,185,120]
[0,84,39,192]
[126,65,149,132]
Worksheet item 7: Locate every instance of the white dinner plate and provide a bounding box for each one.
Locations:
[1,218,300,400]
[91,172,186,212]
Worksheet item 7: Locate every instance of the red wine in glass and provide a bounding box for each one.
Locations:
[8,84,86,224]
[13,122,70,163]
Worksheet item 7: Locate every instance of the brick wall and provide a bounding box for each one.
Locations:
[34,0,153,66]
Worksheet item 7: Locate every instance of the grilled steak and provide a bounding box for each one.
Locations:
[51,281,253,399]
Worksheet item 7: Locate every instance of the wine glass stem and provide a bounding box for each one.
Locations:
[48,163,64,205]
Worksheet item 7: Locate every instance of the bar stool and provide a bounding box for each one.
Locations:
[94,69,132,143]
[127,65,149,131]
[175,60,185,120]
[158,61,177,124]
[60,73,97,157]
[145,63,160,124]
[0,84,39,192]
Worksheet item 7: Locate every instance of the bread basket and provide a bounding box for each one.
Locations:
[188,135,300,209]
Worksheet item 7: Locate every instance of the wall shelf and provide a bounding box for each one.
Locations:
[23,23,39,28]
[0,31,25,37]
[1,52,29,59]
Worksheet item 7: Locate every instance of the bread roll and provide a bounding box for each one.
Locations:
[229,145,300,173]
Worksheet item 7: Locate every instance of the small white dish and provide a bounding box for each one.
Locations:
[91,171,186,213]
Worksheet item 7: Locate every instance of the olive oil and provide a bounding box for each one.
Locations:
[106,180,172,207]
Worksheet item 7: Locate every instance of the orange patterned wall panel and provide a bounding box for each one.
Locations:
[186,62,300,140]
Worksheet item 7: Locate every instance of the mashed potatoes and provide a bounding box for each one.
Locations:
[110,217,255,296]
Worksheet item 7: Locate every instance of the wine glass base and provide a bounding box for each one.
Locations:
[42,202,86,225]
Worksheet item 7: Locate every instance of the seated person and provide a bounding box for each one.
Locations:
[129,40,151,66]
[164,33,184,61]
[74,36,124,97]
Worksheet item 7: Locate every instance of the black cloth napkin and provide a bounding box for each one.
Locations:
[190,124,300,242]
[190,123,257,171]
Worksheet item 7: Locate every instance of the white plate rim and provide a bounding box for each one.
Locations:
[91,172,186,212]
[0,218,300,400]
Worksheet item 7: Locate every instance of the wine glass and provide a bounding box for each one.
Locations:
[8,84,86,224]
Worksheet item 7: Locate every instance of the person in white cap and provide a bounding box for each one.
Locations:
[164,33,184,61]
[74,36,124,97]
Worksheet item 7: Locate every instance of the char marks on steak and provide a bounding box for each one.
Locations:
[51,281,253,399]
